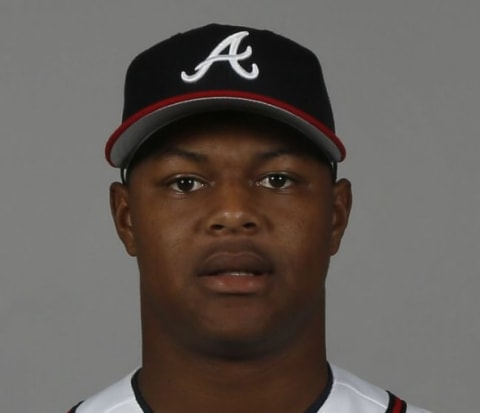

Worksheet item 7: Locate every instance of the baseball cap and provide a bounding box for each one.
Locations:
[105,23,346,176]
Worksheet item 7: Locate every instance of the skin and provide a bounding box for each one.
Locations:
[110,114,352,413]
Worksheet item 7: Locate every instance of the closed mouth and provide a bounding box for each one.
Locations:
[198,252,273,278]
[208,271,260,276]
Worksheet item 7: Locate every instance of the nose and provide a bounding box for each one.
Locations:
[205,184,261,236]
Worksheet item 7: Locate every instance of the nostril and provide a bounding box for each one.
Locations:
[209,221,258,233]
[207,211,261,234]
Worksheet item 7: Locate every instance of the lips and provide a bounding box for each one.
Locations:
[198,252,273,277]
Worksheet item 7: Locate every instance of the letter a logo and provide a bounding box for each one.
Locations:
[181,31,260,83]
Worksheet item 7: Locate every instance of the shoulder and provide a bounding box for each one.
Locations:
[68,371,142,413]
[320,365,432,413]
[68,365,432,413]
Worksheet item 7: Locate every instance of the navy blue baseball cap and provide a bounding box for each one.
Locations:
[105,23,346,171]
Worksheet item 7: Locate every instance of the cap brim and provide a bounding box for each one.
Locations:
[105,91,346,168]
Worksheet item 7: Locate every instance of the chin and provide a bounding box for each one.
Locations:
[189,315,306,361]
[191,331,283,361]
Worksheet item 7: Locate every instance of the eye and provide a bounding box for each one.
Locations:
[257,173,295,189]
[168,176,206,193]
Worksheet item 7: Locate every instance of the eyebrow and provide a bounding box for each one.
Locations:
[256,147,334,178]
[255,147,315,161]
[154,147,209,163]
[158,147,311,161]
[150,145,320,168]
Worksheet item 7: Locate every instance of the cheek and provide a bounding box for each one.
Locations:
[130,204,197,285]
[277,196,333,248]
[274,201,333,280]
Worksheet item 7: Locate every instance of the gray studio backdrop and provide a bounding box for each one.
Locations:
[1,1,478,412]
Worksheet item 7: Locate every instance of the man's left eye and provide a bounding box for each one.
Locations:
[257,174,295,189]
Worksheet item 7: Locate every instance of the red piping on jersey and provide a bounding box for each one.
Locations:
[386,392,407,413]
[392,397,403,413]
[390,395,407,413]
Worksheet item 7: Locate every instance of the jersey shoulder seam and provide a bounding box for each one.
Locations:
[102,396,137,413]
[334,379,388,410]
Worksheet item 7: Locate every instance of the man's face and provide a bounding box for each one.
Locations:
[110,115,351,358]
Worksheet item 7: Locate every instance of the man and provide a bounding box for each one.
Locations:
[70,23,431,413]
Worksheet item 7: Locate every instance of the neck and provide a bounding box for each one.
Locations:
[139,320,328,413]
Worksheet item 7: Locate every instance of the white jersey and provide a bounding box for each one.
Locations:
[69,364,431,413]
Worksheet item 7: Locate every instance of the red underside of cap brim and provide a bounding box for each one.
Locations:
[105,90,346,167]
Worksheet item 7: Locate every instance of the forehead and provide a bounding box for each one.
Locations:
[126,112,330,173]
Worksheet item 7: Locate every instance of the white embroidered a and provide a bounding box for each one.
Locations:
[181,31,259,83]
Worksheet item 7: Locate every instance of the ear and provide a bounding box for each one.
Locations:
[110,182,137,256]
[329,178,352,256]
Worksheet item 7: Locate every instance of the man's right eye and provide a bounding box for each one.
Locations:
[168,177,206,193]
